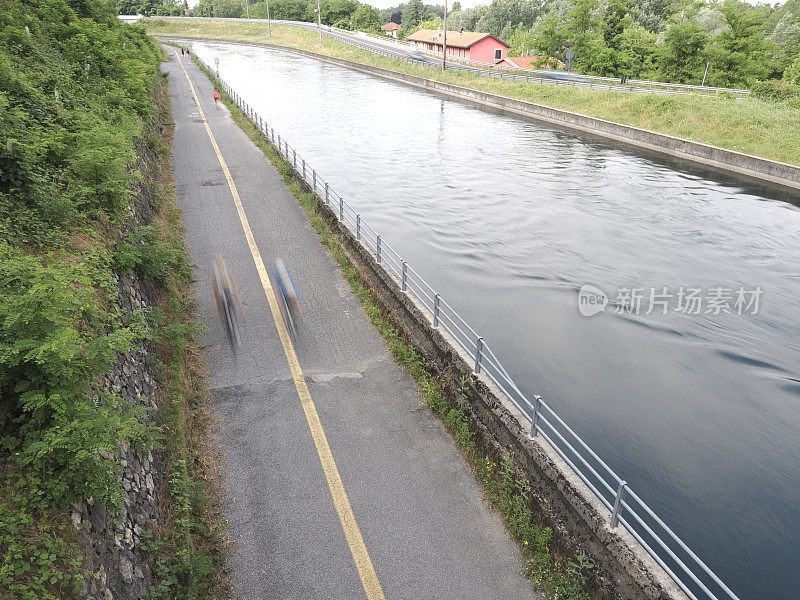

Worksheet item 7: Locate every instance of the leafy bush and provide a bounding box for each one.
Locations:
[114,223,190,286]
[783,56,800,86]
[0,0,160,246]
[0,243,148,507]
[752,79,800,103]
[0,0,163,594]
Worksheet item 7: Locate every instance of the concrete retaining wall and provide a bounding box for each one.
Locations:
[295,49,800,191]
[161,34,800,191]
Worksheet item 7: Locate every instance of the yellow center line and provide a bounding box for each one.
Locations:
[171,48,386,600]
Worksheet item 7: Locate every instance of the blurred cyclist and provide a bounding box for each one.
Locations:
[210,256,241,350]
[272,258,301,340]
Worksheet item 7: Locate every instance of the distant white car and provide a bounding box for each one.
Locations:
[409,50,426,62]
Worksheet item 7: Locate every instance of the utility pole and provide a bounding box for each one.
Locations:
[317,0,323,43]
[442,0,448,71]
[266,0,272,35]
[701,61,710,86]
[244,0,249,19]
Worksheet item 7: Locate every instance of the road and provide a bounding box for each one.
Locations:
[163,48,537,599]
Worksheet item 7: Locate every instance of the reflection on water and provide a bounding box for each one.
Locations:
[192,41,800,600]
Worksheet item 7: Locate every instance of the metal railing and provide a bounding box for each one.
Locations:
[154,16,749,97]
[207,62,741,600]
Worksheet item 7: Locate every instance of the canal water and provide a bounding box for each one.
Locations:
[190,41,800,600]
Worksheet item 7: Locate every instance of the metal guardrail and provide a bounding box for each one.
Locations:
[203,59,742,600]
[154,16,749,97]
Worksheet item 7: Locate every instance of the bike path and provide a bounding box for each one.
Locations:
[164,48,537,600]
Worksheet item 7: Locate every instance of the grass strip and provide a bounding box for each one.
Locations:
[192,54,595,600]
[144,19,800,166]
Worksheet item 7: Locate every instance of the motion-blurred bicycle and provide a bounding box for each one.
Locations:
[271,258,302,341]
[210,256,242,350]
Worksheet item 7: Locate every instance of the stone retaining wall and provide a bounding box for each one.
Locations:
[74,129,164,600]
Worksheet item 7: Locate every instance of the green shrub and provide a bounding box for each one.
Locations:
[785,57,800,86]
[0,0,165,594]
[752,79,800,103]
[0,243,150,508]
[114,223,190,287]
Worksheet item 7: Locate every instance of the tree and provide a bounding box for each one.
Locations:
[452,1,461,11]
[704,0,773,87]
[194,0,244,18]
[602,0,631,48]
[352,4,382,32]
[630,0,677,32]
[658,20,708,83]
[784,55,800,84]
[402,0,425,29]
[475,0,542,38]
[616,23,658,77]
[250,0,308,21]
[316,0,360,26]
[152,0,186,15]
[528,12,567,58]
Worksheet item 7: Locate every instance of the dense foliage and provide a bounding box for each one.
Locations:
[433,0,798,87]
[0,0,162,596]
[179,0,440,33]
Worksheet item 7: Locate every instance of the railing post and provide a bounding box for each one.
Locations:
[325,182,329,205]
[356,214,361,240]
[376,236,382,263]
[302,159,306,180]
[339,197,344,221]
[610,481,628,528]
[433,294,441,328]
[474,337,484,374]
[401,261,407,291]
[277,133,281,151]
[312,170,316,191]
[530,395,542,438]
[293,149,296,168]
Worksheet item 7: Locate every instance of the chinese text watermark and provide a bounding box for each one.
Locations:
[578,285,762,317]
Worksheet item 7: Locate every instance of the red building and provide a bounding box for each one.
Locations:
[406,29,508,63]
[381,22,400,38]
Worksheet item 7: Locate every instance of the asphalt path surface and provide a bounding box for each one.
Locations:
[164,49,538,600]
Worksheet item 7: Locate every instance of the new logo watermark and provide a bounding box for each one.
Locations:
[578,285,608,317]
[577,285,762,317]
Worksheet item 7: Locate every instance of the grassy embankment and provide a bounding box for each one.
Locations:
[0,2,227,598]
[144,19,800,166]
[191,54,594,600]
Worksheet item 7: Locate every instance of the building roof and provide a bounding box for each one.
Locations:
[406,29,508,49]
[496,55,566,69]
[382,22,401,31]
[497,56,532,68]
